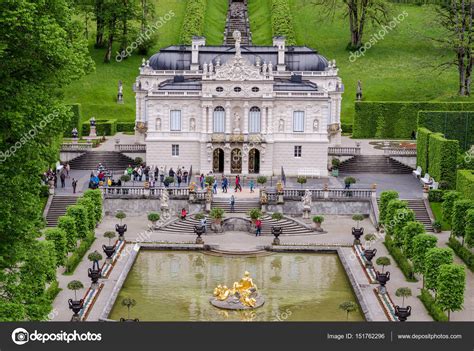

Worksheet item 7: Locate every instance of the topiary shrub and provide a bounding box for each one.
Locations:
[424,247,454,291]
[384,199,408,235]
[451,200,474,241]
[83,189,103,223]
[428,133,459,189]
[147,212,160,224]
[248,208,262,221]
[401,221,425,258]
[77,197,96,230]
[456,170,474,200]
[44,228,68,267]
[57,215,77,252]
[66,205,89,239]
[379,190,399,224]
[416,127,431,173]
[180,0,206,44]
[428,189,444,203]
[442,191,460,224]
[270,0,296,45]
[271,212,283,221]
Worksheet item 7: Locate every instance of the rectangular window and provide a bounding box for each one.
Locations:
[172,144,179,156]
[249,108,261,133]
[293,111,305,132]
[213,108,225,133]
[170,110,182,131]
[294,145,302,158]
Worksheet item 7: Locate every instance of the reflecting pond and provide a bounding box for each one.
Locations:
[109,251,364,321]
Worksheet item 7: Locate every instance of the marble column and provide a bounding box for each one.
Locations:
[201,106,207,133]
[267,106,273,134]
[225,102,231,134]
[243,102,249,134]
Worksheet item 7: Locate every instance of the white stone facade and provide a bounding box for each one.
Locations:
[134,35,343,177]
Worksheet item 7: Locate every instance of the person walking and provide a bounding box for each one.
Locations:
[213,178,218,194]
[200,216,207,234]
[235,175,242,192]
[255,218,262,237]
[72,178,77,194]
[65,163,70,178]
[249,179,255,193]
[177,174,182,187]
[230,195,235,213]
[60,172,66,188]
[181,208,187,220]
[200,173,205,189]
[222,176,228,193]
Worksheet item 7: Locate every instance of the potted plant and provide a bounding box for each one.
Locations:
[257,176,268,188]
[352,214,364,229]
[209,207,225,224]
[395,287,412,308]
[120,297,139,322]
[116,211,126,224]
[164,176,175,188]
[312,215,324,231]
[249,208,263,223]
[87,251,102,288]
[120,174,130,186]
[331,158,340,177]
[344,177,356,188]
[194,213,205,220]
[297,176,307,189]
[134,157,143,166]
[115,211,127,240]
[102,231,116,261]
[375,256,391,273]
[364,233,377,247]
[148,212,160,227]
[67,280,84,321]
[205,175,215,188]
[432,221,442,233]
[271,212,283,221]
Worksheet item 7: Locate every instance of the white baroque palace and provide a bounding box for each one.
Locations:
[134,32,343,176]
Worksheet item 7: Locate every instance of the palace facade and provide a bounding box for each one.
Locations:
[134,33,343,176]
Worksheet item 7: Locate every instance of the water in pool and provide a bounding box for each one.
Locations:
[109,251,364,321]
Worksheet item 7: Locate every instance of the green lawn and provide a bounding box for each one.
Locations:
[63,0,187,123]
[429,201,451,231]
[203,0,228,45]
[250,0,474,124]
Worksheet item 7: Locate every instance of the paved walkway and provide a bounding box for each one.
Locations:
[51,214,438,322]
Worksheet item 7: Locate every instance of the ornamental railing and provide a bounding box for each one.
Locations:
[102,186,198,199]
[114,144,146,152]
[265,187,373,202]
[328,146,361,156]
[383,148,417,156]
[61,143,93,151]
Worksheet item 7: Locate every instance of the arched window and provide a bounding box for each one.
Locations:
[213,106,225,133]
[249,107,261,133]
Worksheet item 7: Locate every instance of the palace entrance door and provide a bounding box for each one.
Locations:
[248,148,260,174]
[213,148,224,173]
[231,148,242,173]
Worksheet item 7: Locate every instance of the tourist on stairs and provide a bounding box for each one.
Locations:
[255,218,262,236]
[181,208,187,220]
[230,195,235,213]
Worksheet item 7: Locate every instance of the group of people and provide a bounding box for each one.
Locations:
[43,163,80,193]
[198,174,249,194]
[125,164,190,187]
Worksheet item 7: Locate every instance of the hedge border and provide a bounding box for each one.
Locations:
[456,170,474,200]
[418,288,449,322]
[384,235,417,282]
[446,237,474,272]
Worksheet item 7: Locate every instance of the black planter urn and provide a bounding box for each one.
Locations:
[395,305,411,322]
[115,224,127,241]
[352,227,364,245]
[68,299,84,321]
[272,226,283,245]
[194,225,205,244]
[363,248,377,268]
[375,271,390,294]
[102,244,116,260]
[88,260,102,288]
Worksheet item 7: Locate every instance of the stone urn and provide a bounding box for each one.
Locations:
[272,226,282,245]
[375,271,390,294]
[68,299,84,322]
[115,224,127,241]
[363,248,377,268]
[395,305,411,322]
[88,260,102,289]
[194,225,205,244]
[102,244,116,263]
[352,227,364,245]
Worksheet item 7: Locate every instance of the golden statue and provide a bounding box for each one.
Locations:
[211,271,262,309]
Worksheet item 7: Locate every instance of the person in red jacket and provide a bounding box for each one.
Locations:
[181,208,187,220]
[255,218,262,236]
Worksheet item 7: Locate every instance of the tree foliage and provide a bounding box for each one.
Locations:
[424,247,454,291]
[402,221,426,258]
[436,264,466,319]
[412,234,438,275]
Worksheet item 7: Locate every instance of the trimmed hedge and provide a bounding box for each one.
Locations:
[447,237,474,271]
[341,123,353,134]
[451,199,474,240]
[77,197,96,231]
[64,103,82,137]
[428,189,444,202]
[44,228,68,267]
[418,289,449,322]
[83,189,103,224]
[442,191,460,224]
[81,119,117,136]
[57,215,77,252]
[418,111,474,151]
[66,205,89,239]
[379,190,399,224]
[64,232,96,275]
[384,235,417,282]
[271,0,296,45]
[465,209,474,248]
[180,0,206,44]
[117,122,135,133]
[353,102,474,139]
[427,133,459,189]
[456,170,474,200]
[416,127,431,173]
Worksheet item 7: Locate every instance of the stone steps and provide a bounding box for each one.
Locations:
[377,198,433,232]
[46,195,79,227]
[68,151,135,171]
[339,155,413,174]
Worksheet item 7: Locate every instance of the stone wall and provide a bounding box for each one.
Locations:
[103,198,203,216]
[267,199,371,216]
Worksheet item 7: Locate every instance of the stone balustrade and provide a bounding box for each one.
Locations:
[114,144,146,152]
[265,187,373,203]
[328,146,361,156]
[383,148,417,156]
[61,143,93,151]
[102,186,198,199]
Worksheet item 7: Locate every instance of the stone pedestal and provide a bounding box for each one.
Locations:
[205,202,211,212]
[89,125,97,138]
[303,208,310,219]
[261,204,267,213]
[277,194,284,204]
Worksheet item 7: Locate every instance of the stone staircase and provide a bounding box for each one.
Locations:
[339,155,413,174]
[212,199,260,213]
[224,1,251,45]
[68,151,134,171]
[155,217,212,235]
[404,199,433,232]
[46,195,78,227]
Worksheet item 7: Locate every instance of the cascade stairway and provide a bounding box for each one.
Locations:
[68,151,134,171]
[224,1,251,45]
[377,198,433,232]
[212,199,260,213]
[46,195,78,227]
[339,155,413,174]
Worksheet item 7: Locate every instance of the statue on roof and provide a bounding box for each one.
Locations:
[233,30,242,58]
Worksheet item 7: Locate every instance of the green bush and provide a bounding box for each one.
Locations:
[45,280,62,302]
[248,208,262,220]
[341,123,353,134]
[57,215,77,252]
[402,221,426,258]
[418,111,474,151]
[379,190,399,224]
[418,289,449,322]
[210,207,225,220]
[83,189,103,223]
[77,197,96,231]
[384,235,417,282]
[442,191,460,224]
[424,247,454,291]
[116,122,135,133]
[427,133,459,189]
[393,208,416,245]
[447,237,474,271]
[64,232,96,275]
[428,189,444,202]
[66,205,89,239]
[416,127,431,173]
[64,103,82,137]
[81,119,117,136]
[456,170,474,200]
[271,212,283,221]
[271,0,296,45]
[384,199,408,235]
[180,0,206,44]
[44,228,68,267]
[466,209,474,248]
[353,102,474,139]
[412,234,438,274]
[451,199,474,240]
